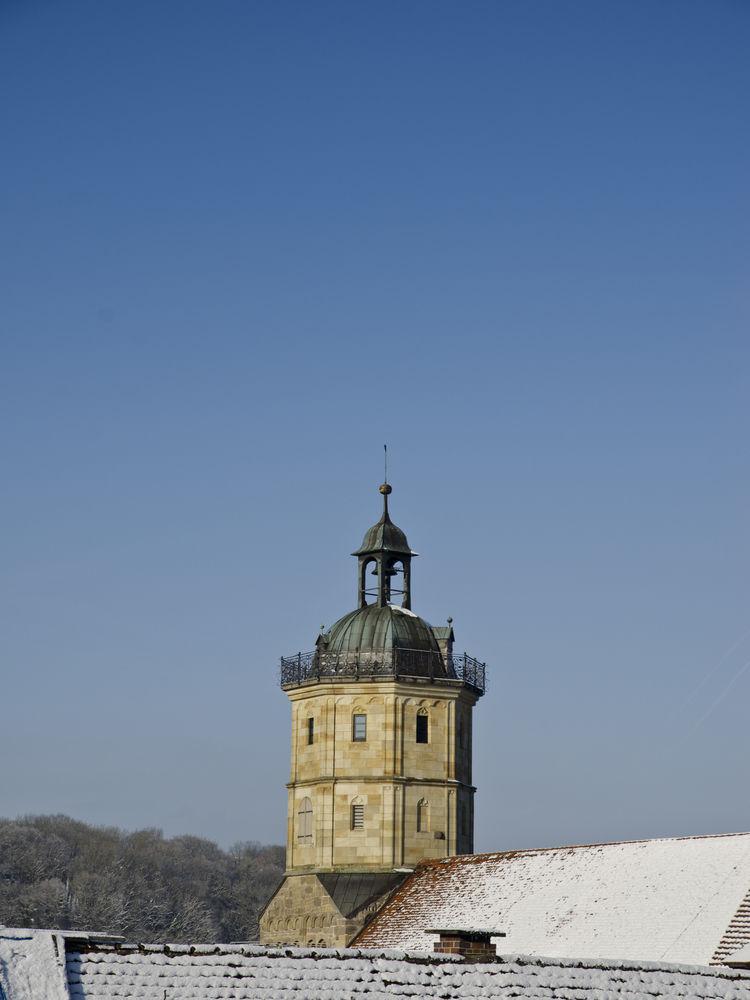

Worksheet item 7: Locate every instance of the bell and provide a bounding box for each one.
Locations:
[371,562,399,577]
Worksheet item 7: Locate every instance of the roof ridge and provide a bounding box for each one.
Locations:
[411,830,750,867]
[61,940,750,978]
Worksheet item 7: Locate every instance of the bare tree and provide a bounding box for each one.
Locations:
[0,815,284,942]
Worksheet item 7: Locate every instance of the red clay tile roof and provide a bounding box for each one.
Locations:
[355,832,750,966]
[714,887,750,965]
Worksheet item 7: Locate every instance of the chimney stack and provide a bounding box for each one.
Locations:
[427,928,504,963]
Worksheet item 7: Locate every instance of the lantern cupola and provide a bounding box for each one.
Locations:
[353,483,414,609]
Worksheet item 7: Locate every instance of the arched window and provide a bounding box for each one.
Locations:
[360,557,377,606]
[416,708,429,744]
[297,797,313,843]
[351,796,365,830]
[417,798,430,833]
[386,558,405,607]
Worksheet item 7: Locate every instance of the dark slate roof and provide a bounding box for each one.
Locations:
[317,873,404,918]
[325,604,440,655]
[432,625,454,641]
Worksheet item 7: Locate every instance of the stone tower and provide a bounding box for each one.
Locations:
[259,483,487,947]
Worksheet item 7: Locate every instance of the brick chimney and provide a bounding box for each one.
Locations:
[426,928,505,963]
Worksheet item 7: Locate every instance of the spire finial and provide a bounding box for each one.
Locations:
[378,478,392,513]
[379,445,392,514]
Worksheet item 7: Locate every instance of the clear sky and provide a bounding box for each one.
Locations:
[1,1,748,851]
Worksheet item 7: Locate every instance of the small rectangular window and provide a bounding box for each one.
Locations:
[416,714,429,744]
[307,717,314,745]
[352,714,367,742]
[351,804,365,829]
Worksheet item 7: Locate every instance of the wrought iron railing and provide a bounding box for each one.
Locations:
[279,647,486,694]
[452,652,487,693]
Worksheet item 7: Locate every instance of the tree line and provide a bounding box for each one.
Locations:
[0,814,284,942]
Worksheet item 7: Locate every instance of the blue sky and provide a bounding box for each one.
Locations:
[1,1,748,850]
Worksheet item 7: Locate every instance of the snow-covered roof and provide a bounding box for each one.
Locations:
[716,886,750,965]
[59,943,750,999]
[355,831,750,966]
[0,930,69,1000]
[727,944,750,967]
[3,930,750,999]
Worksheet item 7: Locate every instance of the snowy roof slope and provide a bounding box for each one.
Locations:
[2,931,750,999]
[355,832,750,965]
[716,886,750,964]
[727,944,750,967]
[0,929,69,1000]
[64,944,750,999]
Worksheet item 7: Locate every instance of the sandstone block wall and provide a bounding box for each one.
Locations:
[260,874,349,947]
[285,679,477,872]
[259,874,396,948]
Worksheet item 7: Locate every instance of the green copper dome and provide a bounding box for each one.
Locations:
[279,480,487,693]
[324,604,439,655]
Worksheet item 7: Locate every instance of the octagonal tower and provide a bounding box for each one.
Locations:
[260,483,487,947]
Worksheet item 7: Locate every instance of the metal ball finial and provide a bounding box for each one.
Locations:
[379,483,392,495]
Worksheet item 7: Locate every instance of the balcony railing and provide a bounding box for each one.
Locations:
[279,647,486,695]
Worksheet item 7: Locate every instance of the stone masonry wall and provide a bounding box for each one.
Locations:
[285,679,478,873]
[259,875,349,947]
[259,874,396,948]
